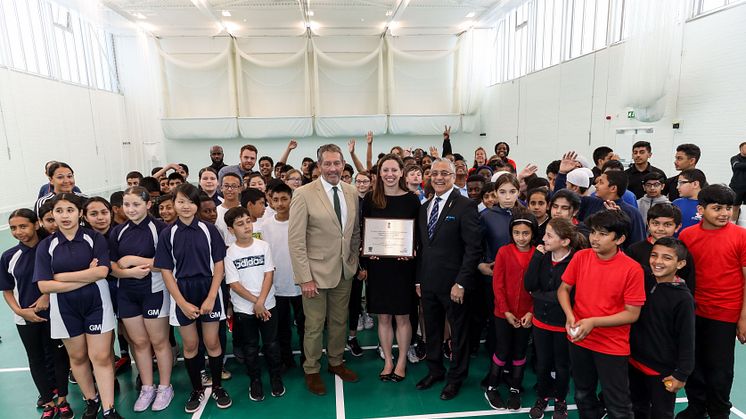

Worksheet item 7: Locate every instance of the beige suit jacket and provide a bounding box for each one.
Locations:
[288,178,361,289]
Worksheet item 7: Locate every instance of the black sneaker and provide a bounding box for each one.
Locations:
[529,397,549,419]
[249,378,264,401]
[68,371,77,385]
[674,406,708,419]
[40,405,57,419]
[414,338,427,360]
[82,398,101,419]
[484,388,506,410]
[553,399,568,419]
[184,389,204,413]
[346,337,363,357]
[37,395,45,409]
[102,408,123,419]
[57,401,74,419]
[212,386,232,408]
[507,388,521,410]
[270,375,286,397]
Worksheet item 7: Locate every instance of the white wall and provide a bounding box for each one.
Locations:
[0,68,128,219]
[480,3,746,185]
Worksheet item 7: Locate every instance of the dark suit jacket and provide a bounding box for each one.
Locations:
[416,188,482,295]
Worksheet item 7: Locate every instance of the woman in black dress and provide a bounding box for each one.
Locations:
[361,154,420,381]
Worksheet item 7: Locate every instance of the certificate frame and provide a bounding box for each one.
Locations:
[362,217,415,258]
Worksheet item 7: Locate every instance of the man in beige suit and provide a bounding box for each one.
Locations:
[289,143,361,395]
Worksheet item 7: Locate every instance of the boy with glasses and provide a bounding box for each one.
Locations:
[637,172,670,221]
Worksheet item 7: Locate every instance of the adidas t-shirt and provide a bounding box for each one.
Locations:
[224,240,276,315]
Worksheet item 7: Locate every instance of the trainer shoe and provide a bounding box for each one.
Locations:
[102,408,123,419]
[57,401,74,419]
[363,313,374,329]
[40,405,57,419]
[200,370,212,387]
[133,385,156,412]
[529,397,549,419]
[414,338,427,360]
[507,388,521,410]
[407,345,420,363]
[249,378,264,401]
[270,375,286,397]
[82,397,101,419]
[212,386,232,408]
[346,337,363,357]
[675,406,708,419]
[68,371,77,385]
[484,388,506,410]
[184,389,204,413]
[221,368,232,380]
[36,395,45,409]
[553,399,568,419]
[151,385,174,411]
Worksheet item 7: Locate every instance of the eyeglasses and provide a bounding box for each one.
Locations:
[677,180,692,186]
[431,171,454,178]
[287,177,302,182]
[341,175,352,180]
[222,184,241,190]
[356,179,371,185]
[643,182,662,188]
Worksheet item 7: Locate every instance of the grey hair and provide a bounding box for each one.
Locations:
[431,157,456,174]
[317,144,344,162]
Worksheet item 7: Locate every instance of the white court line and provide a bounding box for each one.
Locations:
[732,405,746,419]
[365,397,692,419]
[336,375,346,419]
[190,386,212,419]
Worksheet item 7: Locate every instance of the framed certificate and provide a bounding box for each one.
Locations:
[362,218,415,258]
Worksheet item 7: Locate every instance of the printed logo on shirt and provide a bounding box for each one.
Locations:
[232,255,265,270]
[209,311,221,319]
[147,309,160,316]
[89,324,102,332]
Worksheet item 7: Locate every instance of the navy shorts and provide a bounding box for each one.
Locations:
[49,279,116,339]
[118,287,170,320]
[169,277,225,327]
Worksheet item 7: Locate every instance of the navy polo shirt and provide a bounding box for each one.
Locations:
[0,242,45,325]
[154,217,226,280]
[110,216,167,293]
[34,228,111,287]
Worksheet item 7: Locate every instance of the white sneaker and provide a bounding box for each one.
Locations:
[407,346,420,363]
[356,315,364,332]
[134,385,156,412]
[363,313,374,330]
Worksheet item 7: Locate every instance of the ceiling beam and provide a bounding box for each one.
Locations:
[474,0,523,27]
[100,0,157,37]
[382,0,410,36]
[190,0,230,36]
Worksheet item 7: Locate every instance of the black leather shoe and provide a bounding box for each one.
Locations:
[440,382,461,400]
[415,374,444,390]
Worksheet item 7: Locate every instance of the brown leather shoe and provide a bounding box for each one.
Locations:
[328,363,359,383]
[305,373,327,395]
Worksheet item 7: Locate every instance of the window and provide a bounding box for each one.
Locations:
[0,0,119,92]
[691,0,745,16]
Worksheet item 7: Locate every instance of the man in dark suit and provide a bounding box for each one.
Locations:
[415,158,482,400]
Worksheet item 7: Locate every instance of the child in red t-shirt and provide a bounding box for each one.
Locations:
[484,210,537,411]
[677,185,746,419]
[558,210,646,419]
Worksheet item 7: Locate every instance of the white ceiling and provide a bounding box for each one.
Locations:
[96,0,509,37]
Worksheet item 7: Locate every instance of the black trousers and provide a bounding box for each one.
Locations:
[533,326,570,400]
[569,343,633,419]
[421,289,471,384]
[348,277,364,331]
[17,322,69,403]
[469,277,496,355]
[628,364,676,419]
[275,295,305,362]
[234,309,282,379]
[684,316,736,419]
[494,317,531,363]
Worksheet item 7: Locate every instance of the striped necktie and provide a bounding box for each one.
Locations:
[427,197,442,239]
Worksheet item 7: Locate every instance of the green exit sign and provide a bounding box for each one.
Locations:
[627,110,635,119]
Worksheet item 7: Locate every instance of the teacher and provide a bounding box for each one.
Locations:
[289,144,361,396]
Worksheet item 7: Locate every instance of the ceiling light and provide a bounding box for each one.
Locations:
[133,12,146,20]
[389,21,399,29]
[385,10,393,16]
[222,10,231,17]
[466,11,475,18]
[307,10,314,16]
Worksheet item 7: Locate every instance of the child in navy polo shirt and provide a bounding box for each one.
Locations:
[557,209,646,419]
[224,206,285,402]
[154,183,232,413]
[629,237,695,419]
[109,187,174,412]
[1,209,72,419]
[34,193,121,419]
[677,185,746,419]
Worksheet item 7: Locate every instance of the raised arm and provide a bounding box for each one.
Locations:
[348,139,367,173]
[278,139,298,165]
[365,131,373,170]
[442,125,452,157]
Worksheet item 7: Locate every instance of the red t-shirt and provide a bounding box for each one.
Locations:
[562,248,646,356]
[679,221,746,323]
[493,244,535,319]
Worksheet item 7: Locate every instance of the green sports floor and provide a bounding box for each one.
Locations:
[1,232,745,419]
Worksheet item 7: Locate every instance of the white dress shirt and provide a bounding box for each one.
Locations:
[320,176,348,231]
[427,187,454,224]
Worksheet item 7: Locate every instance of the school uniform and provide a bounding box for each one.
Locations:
[1,242,70,403]
[224,239,281,379]
[625,238,696,293]
[562,248,646,419]
[523,250,573,401]
[33,228,116,339]
[672,197,701,234]
[629,277,695,419]
[154,217,227,327]
[34,191,88,215]
[109,216,170,319]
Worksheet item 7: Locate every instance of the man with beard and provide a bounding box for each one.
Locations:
[219,144,258,183]
[209,145,227,173]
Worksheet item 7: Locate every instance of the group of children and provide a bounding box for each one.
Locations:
[2,138,746,419]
